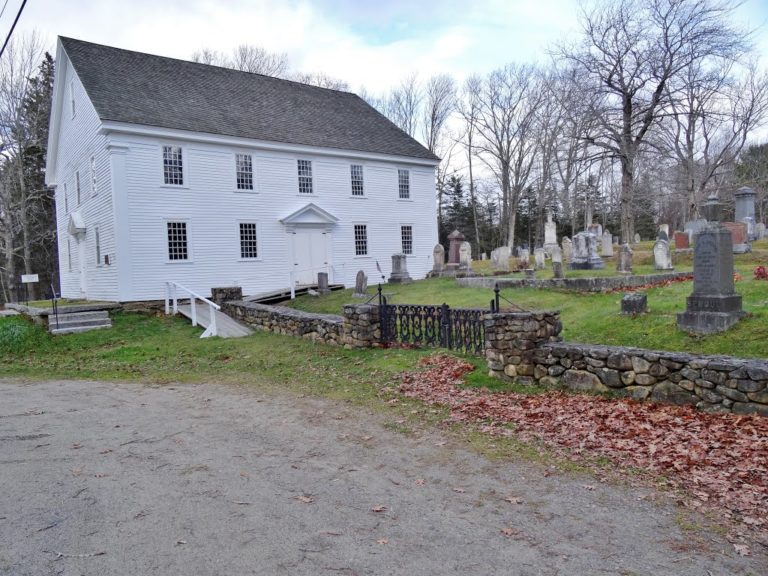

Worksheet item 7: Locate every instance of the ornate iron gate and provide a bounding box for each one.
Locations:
[379,298,487,355]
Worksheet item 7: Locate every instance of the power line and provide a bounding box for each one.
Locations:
[0,0,27,61]
[0,0,11,22]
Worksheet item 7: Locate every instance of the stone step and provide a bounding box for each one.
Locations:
[50,324,112,336]
[48,310,112,335]
[51,317,113,329]
[52,310,111,323]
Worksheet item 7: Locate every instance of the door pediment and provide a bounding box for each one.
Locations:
[280,203,338,232]
[68,211,86,237]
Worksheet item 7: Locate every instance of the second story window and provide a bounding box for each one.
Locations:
[398,169,410,199]
[90,156,97,196]
[70,81,76,117]
[351,164,364,196]
[297,159,313,194]
[76,171,81,205]
[63,183,68,212]
[163,145,184,186]
[236,154,254,190]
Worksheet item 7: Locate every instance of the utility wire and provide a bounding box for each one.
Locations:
[0,0,27,61]
[0,0,11,23]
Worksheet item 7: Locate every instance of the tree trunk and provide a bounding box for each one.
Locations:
[620,157,635,244]
[17,161,37,300]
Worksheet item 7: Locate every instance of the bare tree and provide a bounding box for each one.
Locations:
[560,0,749,242]
[421,74,456,152]
[383,74,422,137]
[291,71,349,91]
[457,75,483,250]
[192,44,289,77]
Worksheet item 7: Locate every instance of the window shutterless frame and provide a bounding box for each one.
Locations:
[161,145,185,187]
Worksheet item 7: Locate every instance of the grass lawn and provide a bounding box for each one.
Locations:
[287,244,768,359]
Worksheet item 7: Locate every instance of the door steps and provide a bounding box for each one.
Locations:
[49,310,112,335]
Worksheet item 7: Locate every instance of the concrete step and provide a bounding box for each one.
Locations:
[52,317,113,329]
[50,324,112,336]
[48,310,112,335]
[53,310,111,323]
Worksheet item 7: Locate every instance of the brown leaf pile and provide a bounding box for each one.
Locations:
[399,355,768,535]
[605,274,693,293]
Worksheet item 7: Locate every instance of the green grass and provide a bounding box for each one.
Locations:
[287,250,768,358]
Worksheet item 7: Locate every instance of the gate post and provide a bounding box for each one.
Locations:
[440,303,451,349]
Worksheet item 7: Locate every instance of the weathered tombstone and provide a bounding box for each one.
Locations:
[481,252,487,261]
[432,244,445,275]
[613,235,620,245]
[561,237,572,263]
[653,239,674,270]
[447,230,464,267]
[353,270,368,298]
[534,248,546,270]
[678,194,744,334]
[756,222,766,239]
[459,241,473,271]
[544,213,558,255]
[317,272,330,295]
[518,247,530,266]
[588,223,602,238]
[551,247,564,279]
[551,246,562,264]
[491,246,511,273]
[633,233,641,244]
[525,268,536,279]
[684,219,707,240]
[601,230,613,257]
[674,232,690,249]
[722,221,750,253]
[388,254,412,284]
[570,232,604,270]
[657,225,669,242]
[616,244,633,274]
[734,186,757,239]
[621,293,647,315]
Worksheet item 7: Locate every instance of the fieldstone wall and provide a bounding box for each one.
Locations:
[223,301,380,349]
[458,271,691,292]
[211,287,243,306]
[485,311,563,383]
[489,334,768,416]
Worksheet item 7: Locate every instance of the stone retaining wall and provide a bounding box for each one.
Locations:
[223,301,380,348]
[458,271,691,292]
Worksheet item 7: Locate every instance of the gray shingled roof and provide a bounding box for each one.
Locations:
[60,37,439,162]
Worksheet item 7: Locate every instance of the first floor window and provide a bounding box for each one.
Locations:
[239,222,259,259]
[63,183,68,213]
[95,227,101,266]
[398,169,410,199]
[167,221,188,261]
[297,159,313,194]
[163,145,184,185]
[236,153,254,190]
[351,164,364,196]
[354,224,368,256]
[67,239,72,272]
[90,156,98,196]
[401,225,413,255]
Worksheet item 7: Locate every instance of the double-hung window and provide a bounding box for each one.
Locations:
[401,225,413,255]
[239,222,259,259]
[95,227,101,266]
[236,154,254,191]
[167,221,189,261]
[63,183,68,213]
[163,145,184,186]
[354,224,368,256]
[398,169,410,199]
[90,156,97,196]
[297,159,313,194]
[351,164,364,196]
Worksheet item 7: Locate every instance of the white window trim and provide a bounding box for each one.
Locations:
[164,218,193,264]
[233,152,258,193]
[296,158,314,196]
[237,220,262,261]
[350,163,366,198]
[400,223,414,255]
[63,182,68,213]
[70,81,76,118]
[75,170,81,206]
[397,168,412,201]
[160,144,188,189]
[94,225,101,267]
[353,222,370,258]
[90,156,98,197]
[67,238,72,272]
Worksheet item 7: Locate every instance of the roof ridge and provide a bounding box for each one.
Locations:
[58,36,358,97]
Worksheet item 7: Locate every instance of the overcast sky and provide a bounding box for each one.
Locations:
[8,0,768,93]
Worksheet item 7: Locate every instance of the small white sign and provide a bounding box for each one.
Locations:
[21,274,39,283]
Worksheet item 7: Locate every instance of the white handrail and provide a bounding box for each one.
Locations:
[165,281,221,338]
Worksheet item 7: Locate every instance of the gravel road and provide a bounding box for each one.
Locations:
[0,379,763,575]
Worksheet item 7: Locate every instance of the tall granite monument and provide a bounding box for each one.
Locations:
[677,195,744,334]
[734,186,757,240]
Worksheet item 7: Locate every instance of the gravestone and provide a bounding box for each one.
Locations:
[491,246,511,273]
[633,233,641,244]
[570,232,604,270]
[722,221,750,253]
[432,244,445,274]
[317,272,330,295]
[734,186,757,240]
[534,248,546,270]
[622,293,647,315]
[601,230,613,257]
[544,213,558,255]
[616,244,633,274]
[588,223,602,238]
[684,219,707,240]
[755,222,766,239]
[388,254,412,284]
[613,235,620,245]
[353,270,368,298]
[447,230,464,267]
[551,247,564,279]
[657,225,669,242]
[653,240,674,270]
[678,195,744,334]
[525,268,536,279]
[518,248,530,266]
[561,237,572,263]
[674,232,689,249]
[481,253,487,261]
[459,241,473,271]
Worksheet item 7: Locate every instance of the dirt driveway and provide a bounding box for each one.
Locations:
[0,379,763,575]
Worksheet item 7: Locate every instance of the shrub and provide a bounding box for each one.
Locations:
[754,265,768,280]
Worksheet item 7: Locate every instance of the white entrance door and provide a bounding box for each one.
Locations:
[292,229,329,285]
[77,236,87,295]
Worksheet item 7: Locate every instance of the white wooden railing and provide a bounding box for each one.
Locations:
[289,264,331,299]
[165,281,220,338]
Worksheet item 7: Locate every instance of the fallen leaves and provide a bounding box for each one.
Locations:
[370,505,387,513]
[400,354,768,537]
[504,496,523,504]
[376,538,389,545]
[295,495,314,504]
